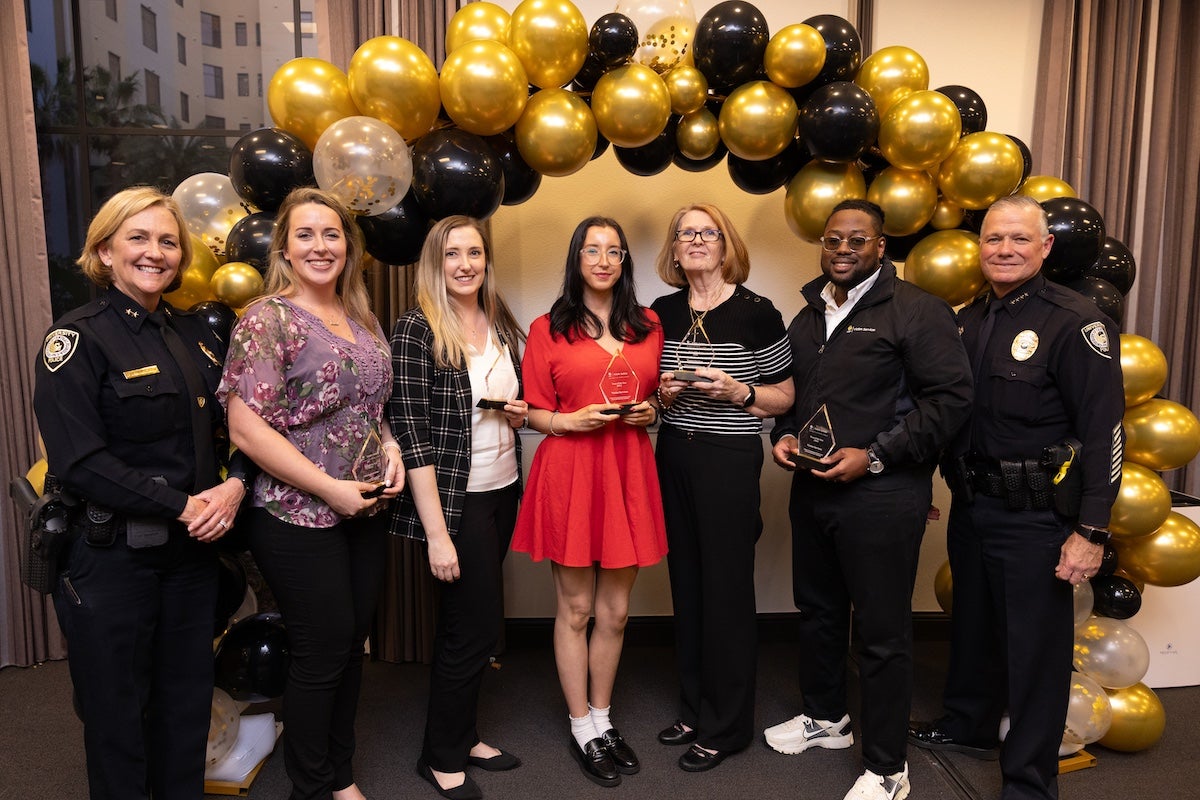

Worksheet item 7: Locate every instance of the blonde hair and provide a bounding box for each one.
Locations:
[77,186,192,293]
[654,203,751,288]
[414,216,524,369]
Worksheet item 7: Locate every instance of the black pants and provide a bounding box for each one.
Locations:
[53,526,218,800]
[656,426,762,752]
[789,470,931,776]
[940,496,1073,800]
[422,482,518,771]
[249,508,388,800]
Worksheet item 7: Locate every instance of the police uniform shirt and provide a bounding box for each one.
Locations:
[34,285,227,518]
[961,273,1124,526]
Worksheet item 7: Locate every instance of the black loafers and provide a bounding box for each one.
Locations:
[678,743,729,772]
[416,760,483,800]
[907,720,1000,760]
[570,736,621,787]
[658,720,698,746]
[601,728,640,775]
[466,749,521,771]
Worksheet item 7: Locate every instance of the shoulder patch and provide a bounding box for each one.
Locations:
[43,328,80,372]
[1081,321,1112,359]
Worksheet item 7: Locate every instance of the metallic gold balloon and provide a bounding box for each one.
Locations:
[515,87,597,177]
[784,161,867,243]
[211,262,264,309]
[934,560,953,614]
[930,198,965,230]
[878,90,962,171]
[1108,461,1172,539]
[1123,398,1200,471]
[446,1,511,52]
[902,230,984,306]
[1017,174,1077,203]
[1119,333,1168,407]
[764,23,826,89]
[165,233,222,308]
[676,108,720,160]
[439,40,529,136]
[718,81,797,161]
[855,45,929,117]
[665,65,708,115]
[591,63,671,148]
[1098,682,1165,752]
[508,0,588,88]
[26,458,48,495]
[1113,511,1200,587]
[937,132,1025,210]
[867,166,938,236]
[268,58,361,151]
[348,36,440,141]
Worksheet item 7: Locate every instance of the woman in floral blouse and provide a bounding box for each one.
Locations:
[220,187,404,800]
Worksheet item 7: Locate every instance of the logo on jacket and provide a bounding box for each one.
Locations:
[1011,329,1039,361]
[845,325,877,333]
[43,329,80,372]
[1082,322,1112,358]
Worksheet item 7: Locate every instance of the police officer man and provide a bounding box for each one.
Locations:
[765,199,973,800]
[908,194,1124,800]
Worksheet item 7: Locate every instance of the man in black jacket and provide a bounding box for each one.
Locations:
[765,199,973,800]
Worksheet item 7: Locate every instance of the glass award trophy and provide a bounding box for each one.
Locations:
[354,426,386,497]
[599,348,639,414]
[673,312,715,382]
[789,404,837,471]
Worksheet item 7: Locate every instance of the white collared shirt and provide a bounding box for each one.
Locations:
[820,268,882,340]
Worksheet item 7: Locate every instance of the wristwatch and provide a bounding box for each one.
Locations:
[1077,525,1111,545]
[866,446,884,474]
[739,384,757,408]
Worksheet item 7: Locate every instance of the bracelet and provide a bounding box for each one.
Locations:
[549,411,565,436]
[656,385,672,409]
[382,441,401,452]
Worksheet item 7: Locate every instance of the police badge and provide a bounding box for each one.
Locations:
[1081,321,1112,358]
[43,329,80,372]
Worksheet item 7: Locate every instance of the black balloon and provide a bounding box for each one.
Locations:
[693,1,770,92]
[802,14,862,88]
[411,129,505,221]
[589,12,638,68]
[485,131,542,206]
[1090,575,1142,620]
[935,85,988,135]
[214,611,290,702]
[614,127,676,176]
[1083,236,1137,294]
[214,552,248,637]
[728,142,806,194]
[591,130,611,161]
[884,226,935,262]
[799,81,879,163]
[358,192,430,265]
[673,139,728,172]
[188,300,239,346]
[228,128,315,212]
[225,211,276,273]
[1041,197,1106,283]
[1007,134,1033,182]
[1098,542,1119,576]
[1068,275,1124,327]
[572,53,609,92]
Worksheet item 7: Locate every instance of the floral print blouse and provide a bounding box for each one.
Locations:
[219,296,392,528]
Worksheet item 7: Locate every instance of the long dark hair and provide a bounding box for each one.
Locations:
[549,216,654,344]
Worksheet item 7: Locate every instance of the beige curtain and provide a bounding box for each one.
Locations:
[1032,0,1200,496]
[0,1,65,667]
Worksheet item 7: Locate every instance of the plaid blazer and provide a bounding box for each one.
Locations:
[387,307,522,540]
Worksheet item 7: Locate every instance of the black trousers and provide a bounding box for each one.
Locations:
[940,496,1074,800]
[789,469,931,776]
[656,426,762,752]
[422,482,518,771]
[53,526,218,800]
[249,508,388,800]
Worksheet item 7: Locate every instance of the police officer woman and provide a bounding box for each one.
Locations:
[33,186,251,800]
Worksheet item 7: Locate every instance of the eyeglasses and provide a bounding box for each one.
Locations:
[820,235,881,252]
[580,247,627,265]
[675,229,723,243]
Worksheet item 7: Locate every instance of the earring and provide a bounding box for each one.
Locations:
[673,260,682,270]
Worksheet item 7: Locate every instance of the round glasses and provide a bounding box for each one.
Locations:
[580,247,627,265]
[675,228,723,243]
[820,235,881,252]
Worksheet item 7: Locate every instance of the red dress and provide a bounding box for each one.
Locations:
[512,313,669,568]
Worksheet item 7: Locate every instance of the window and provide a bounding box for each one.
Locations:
[108,52,121,81]
[235,22,248,46]
[145,69,160,108]
[203,115,226,129]
[255,23,261,46]
[203,64,224,99]
[180,92,190,123]
[141,6,157,52]
[201,12,221,48]
[300,11,314,39]
[239,123,252,132]
[257,73,263,97]
[176,0,184,6]
[177,33,186,65]
[105,0,117,21]
[237,72,250,97]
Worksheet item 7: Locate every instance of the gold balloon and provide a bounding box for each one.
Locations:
[211,262,264,309]
[165,234,222,308]
[867,167,938,236]
[764,24,826,89]
[508,0,588,88]
[439,40,529,136]
[1017,175,1077,203]
[591,63,671,148]
[937,132,1025,210]
[784,161,867,243]
[902,230,984,306]
[718,81,797,161]
[878,90,962,171]
[348,36,440,141]
[1098,682,1165,752]
[1124,398,1200,471]
[631,12,696,73]
[26,458,48,495]
[676,108,720,160]
[930,198,965,230]
[1108,461,1172,539]
[1119,333,1168,407]
[665,65,708,115]
[934,560,953,614]
[268,58,360,151]
[515,88,597,177]
[855,45,929,116]
[1113,511,1200,587]
[446,1,510,52]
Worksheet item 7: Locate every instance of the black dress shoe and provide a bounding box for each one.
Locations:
[466,749,521,771]
[658,720,698,746]
[600,728,640,775]
[416,760,483,800]
[678,743,729,772]
[907,720,1000,760]
[569,736,621,787]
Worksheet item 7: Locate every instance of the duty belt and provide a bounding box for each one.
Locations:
[967,458,1055,512]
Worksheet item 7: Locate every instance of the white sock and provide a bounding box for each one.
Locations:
[590,703,613,735]
[570,712,599,748]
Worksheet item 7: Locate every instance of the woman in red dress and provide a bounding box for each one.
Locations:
[512,217,667,788]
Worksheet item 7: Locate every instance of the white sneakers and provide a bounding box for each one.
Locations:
[843,763,910,800]
[763,713,854,754]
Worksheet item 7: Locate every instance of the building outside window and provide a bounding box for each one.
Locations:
[236,21,247,46]
[180,91,190,123]
[141,6,157,52]
[177,33,186,65]
[108,52,121,81]
[203,63,224,99]
[201,12,221,48]
[237,72,249,97]
[145,69,160,108]
[105,0,117,22]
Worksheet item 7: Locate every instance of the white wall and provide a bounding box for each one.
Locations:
[486,0,1045,616]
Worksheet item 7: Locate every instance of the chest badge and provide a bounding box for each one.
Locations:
[43,329,80,372]
[1011,329,1039,361]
